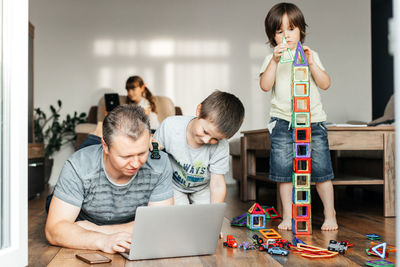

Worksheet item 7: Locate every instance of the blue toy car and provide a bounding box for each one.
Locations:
[267,246,289,256]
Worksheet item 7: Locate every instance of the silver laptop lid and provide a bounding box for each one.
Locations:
[127,203,226,260]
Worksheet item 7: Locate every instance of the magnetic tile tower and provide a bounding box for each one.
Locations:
[289,42,312,235]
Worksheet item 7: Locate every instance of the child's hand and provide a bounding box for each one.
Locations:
[302,46,314,65]
[273,43,289,63]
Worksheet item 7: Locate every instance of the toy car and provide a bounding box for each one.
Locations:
[258,239,276,251]
[271,239,293,249]
[341,240,354,248]
[328,240,348,254]
[252,234,264,245]
[267,246,289,256]
[223,235,238,248]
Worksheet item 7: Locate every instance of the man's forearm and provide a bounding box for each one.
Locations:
[46,220,107,251]
[95,221,134,235]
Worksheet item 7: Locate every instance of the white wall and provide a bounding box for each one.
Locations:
[30,0,371,185]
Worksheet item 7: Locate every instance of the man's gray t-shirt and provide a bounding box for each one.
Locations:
[154,116,229,193]
[53,144,173,225]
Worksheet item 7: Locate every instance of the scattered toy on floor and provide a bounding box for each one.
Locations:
[327,240,348,255]
[366,234,382,240]
[223,235,238,248]
[267,246,289,256]
[365,259,395,267]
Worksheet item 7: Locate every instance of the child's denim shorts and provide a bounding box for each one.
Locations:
[268,117,334,183]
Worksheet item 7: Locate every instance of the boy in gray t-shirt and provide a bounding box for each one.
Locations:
[154,91,244,205]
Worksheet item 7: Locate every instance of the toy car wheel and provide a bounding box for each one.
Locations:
[223,242,227,247]
[328,247,332,251]
[339,250,344,254]
[329,240,337,244]
[340,241,347,246]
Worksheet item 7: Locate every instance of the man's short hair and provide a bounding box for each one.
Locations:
[199,90,245,138]
[103,104,150,146]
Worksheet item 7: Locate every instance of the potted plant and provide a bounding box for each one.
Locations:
[34,100,87,183]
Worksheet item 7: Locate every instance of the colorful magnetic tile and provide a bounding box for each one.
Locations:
[246,213,266,230]
[372,242,387,259]
[366,248,389,258]
[370,242,396,252]
[248,203,265,214]
[293,66,309,82]
[292,204,311,219]
[366,260,394,267]
[292,237,306,246]
[292,218,312,235]
[262,206,281,219]
[231,213,247,226]
[293,82,310,97]
[366,234,382,240]
[293,97,310,113]
[293,188,311,204]
[293,127,311,143]
[259,228,282,240]
[280,37,294,63]
[292,173,311,188]
[293,158,311,173]
[293,42,308,66]
[293,244,338,258]
[293,143,311,158]
[293,112,310,128]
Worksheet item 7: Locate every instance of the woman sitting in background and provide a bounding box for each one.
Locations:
[125,75,160,130]
[80,76,160,149]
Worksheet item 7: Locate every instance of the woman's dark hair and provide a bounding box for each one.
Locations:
[265,2,307,47]
[125,75,157,113]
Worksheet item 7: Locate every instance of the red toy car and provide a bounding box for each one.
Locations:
[223,235,238,248]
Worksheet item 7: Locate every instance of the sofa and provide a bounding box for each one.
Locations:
[74,95,182,149]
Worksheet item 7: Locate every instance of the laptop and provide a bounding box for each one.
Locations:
[120,203,226,260]
[104,93,120,112]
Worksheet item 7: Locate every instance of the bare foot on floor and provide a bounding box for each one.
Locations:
[278,218,292,230]
[321,218,338,231]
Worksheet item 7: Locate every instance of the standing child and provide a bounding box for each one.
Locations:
[154,91,244,205]
[259,3,338,231]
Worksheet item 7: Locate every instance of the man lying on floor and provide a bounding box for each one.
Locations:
[45,104,174,253]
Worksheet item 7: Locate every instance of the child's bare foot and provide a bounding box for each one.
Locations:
[321,218,338,231]
[278,218,292,230]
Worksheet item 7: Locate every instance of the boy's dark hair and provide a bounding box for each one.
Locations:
[199,90,245,138]
[103,104,150,147]
[265,2,307,47]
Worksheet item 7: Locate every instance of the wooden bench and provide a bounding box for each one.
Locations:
[240,126,395,217]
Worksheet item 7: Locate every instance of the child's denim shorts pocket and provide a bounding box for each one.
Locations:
[267,117,279,136]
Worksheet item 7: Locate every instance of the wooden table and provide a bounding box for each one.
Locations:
[240,126,395,217]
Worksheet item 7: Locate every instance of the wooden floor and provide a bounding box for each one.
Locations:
[28,183,396,266]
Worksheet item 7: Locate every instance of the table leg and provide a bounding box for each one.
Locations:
[247,150,256,200]
[383,132,395,217]
[240,136,247,201]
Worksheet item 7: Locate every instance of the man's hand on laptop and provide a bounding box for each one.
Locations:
[98,232,132,254]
